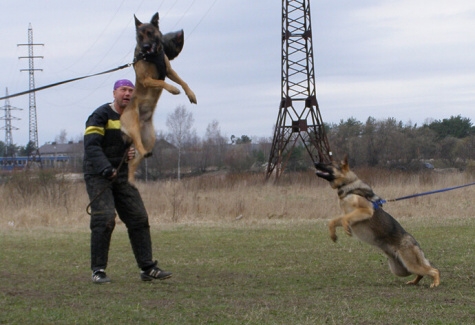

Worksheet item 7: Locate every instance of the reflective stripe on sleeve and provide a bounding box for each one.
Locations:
[84,126,105,136]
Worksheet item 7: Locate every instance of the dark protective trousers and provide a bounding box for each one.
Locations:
[85,174,156,272]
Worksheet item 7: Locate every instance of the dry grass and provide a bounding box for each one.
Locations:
[3,169,475,324]
[1,169,474,230]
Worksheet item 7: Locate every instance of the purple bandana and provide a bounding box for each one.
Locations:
[113,79,135,90]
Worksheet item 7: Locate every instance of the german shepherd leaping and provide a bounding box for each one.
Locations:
[315,156,440,288]
[120,12,197,183]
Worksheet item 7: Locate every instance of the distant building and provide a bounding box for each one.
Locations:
[37,141,83,170]
[1,139,177,173]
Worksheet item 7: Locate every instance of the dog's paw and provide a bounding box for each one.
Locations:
[166,85,181,95]
[330,234,338,242]
[342,221,352,237]
[430,281,440,288]
[187,91,197,104]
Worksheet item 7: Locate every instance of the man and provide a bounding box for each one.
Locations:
[83,79,171,284]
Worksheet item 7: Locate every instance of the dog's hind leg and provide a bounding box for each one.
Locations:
[120,103,148,158]
[387,255,412,277]
[140,120,157,158]
[397,245,440,288]
[127,155,142,184]
[406,275,423,286]
[126,122,157,184]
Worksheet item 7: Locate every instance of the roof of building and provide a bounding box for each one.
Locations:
[38,139,176,156]
[38,142,83,155]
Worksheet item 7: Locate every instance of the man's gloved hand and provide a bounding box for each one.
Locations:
[101,166,117,179]
[127,147,136,162]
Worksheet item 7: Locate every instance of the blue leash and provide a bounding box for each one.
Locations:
[373,181,475,209]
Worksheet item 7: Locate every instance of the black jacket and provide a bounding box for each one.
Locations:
[83,103,129,176]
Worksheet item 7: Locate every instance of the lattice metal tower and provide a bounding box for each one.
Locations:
[266,0,332,179]
[0,88,22,156]
[18,23,43,152]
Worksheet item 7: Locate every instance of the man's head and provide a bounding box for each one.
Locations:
[113,79,134,113]
[114,79,134,91]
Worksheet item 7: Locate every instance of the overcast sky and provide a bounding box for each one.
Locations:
[1,0,475,147]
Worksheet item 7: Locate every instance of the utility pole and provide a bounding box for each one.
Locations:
[0,88,22,156]
[18,23,43,161]
[266,0,332,180]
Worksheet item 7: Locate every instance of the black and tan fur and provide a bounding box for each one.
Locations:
[120,12,197,183]
[315,156,440,288]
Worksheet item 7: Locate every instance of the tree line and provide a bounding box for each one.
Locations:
[1,109,474,177]
[326,115,475,170]
[138,112,475,178]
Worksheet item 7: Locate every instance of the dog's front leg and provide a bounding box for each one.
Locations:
[341,208,373,237]
[328,217,343,242]
[142,77,180,95]
[169,72,196,104]
[340,217,352,237]
[165,58,197,104]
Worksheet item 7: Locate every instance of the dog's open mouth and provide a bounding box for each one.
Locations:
[315,169,330,178]
[142,42,158,55]
[314,163,334,181]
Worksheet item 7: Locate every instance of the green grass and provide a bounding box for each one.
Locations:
[1,219,475,324]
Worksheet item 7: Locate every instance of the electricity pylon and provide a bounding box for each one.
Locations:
[18,23,43,164]
[0,88,22,156]
[266,0,332,180]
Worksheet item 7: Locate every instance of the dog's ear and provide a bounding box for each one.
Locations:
[341,155,349,172]
[151,12,159,28]
[134,15,142,29]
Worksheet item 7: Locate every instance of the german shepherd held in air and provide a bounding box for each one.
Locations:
[315,156,440,288]
[120,12,197,183]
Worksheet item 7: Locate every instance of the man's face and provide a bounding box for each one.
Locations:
[113,86,134,110]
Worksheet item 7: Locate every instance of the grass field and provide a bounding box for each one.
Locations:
[1,170,475,324]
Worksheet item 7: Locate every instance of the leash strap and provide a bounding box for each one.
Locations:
[373,181,475,208]
[0,63,132,101]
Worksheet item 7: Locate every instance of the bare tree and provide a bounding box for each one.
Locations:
[55,129,68,144]
[166,105,194,180]
[201,120,227,170]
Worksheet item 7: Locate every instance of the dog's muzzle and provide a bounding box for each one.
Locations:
[142,42,157,55]
[314,162,335,181]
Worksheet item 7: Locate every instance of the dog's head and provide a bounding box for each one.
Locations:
[315,155,356,189]
[135,13,163,56]
[134,13,185,61]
